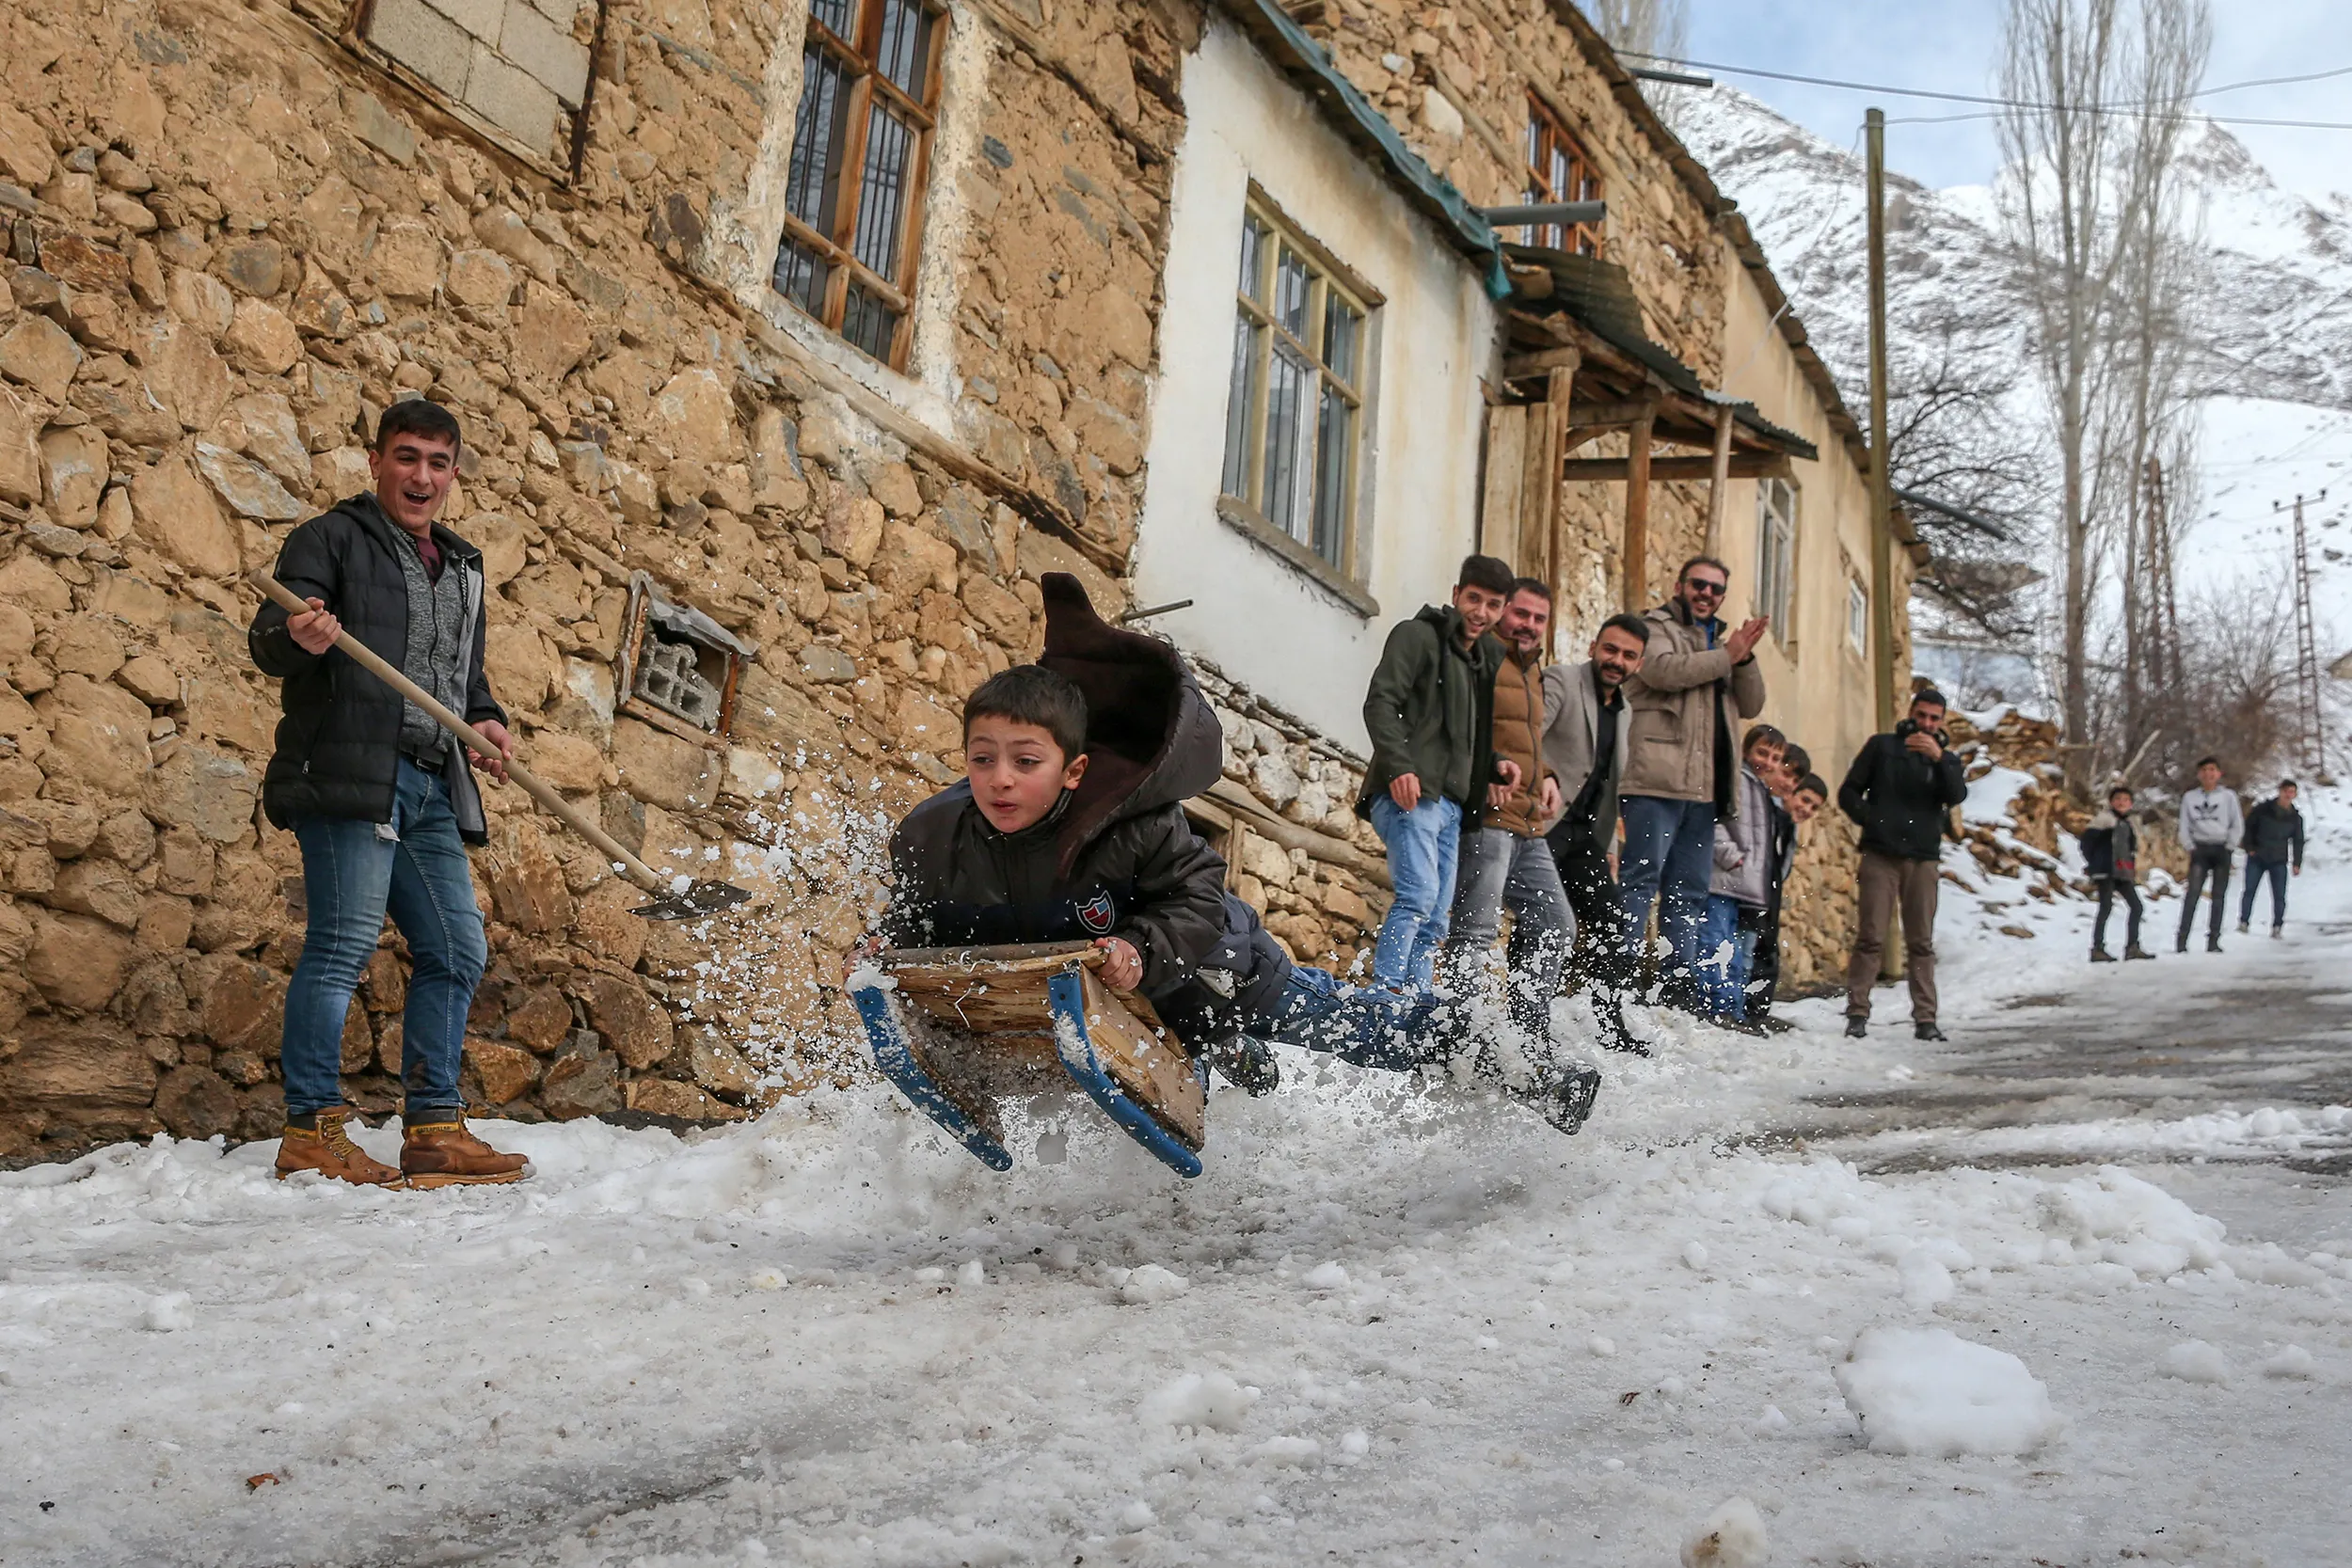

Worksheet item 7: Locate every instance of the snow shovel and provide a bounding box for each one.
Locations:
[247,569,754,923]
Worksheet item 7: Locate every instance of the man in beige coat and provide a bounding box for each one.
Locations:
[1615,556,1767,1011]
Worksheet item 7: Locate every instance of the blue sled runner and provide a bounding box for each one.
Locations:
[850,942,1209,1179]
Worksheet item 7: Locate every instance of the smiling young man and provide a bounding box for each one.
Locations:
[248,400,527,1189]
[1540,611,1650,1053]
[1357,555,1518,991]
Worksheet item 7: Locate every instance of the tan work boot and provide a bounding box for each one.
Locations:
[400,1119,529,1188]
[276,1110,405,1188]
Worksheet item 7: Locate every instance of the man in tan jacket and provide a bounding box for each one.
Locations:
[1438,578,1571,1038]
[1617,556,1768,1011]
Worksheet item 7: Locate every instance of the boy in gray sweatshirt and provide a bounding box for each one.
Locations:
[2175,756,2243,954]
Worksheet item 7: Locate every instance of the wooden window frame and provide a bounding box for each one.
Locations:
[771,0,946,370]
[1756,476,1798,646]
[615,573,755,750]
[1521,92,1604,258]
[1846,575,1870,657]
[1217,191,1380,590]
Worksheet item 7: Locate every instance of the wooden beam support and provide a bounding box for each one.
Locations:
[1567,452,1792,483]
[1565,399,1664,429]
[1520,358,1574,597]
[1623,405,1653,614]
[1540,363,1574,652]
[1502,345,1586,380]
[1704,402,1735,555]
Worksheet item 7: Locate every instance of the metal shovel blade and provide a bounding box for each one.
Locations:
[629,879,756,922]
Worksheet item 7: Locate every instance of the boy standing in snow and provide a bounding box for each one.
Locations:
[2238,780,2304,938]
[1699,725,1785,1025]
[2080,785,2153,963]
[1742,757,1822,1034]
[1838,689,1968,1042]
[878,575,1601,1133]
[2175,757,2242,954]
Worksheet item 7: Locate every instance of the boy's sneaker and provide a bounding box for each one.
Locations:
[1757,1015,1798,1035]
[2090,947,2117,963]
[2270,926,2283,940]
[2123,944,2155,960]
[400,1119,529,1188]
[1844,1017,1868,1039]
[1915,1021,1947,1042]
[2175,938,2189,955]
[1210,1036,1280,1097]
[2237,920,2250,935]
[1535,1064,1602,1135]
[275,1110,404,1188]
[2206,937,2224,954]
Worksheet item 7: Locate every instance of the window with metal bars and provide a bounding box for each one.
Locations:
[1521,94,1604,258]
[1756,477,1797,641]
[1847,576,1869,656]
[1218,203,1371,576]
[771,0,944,368]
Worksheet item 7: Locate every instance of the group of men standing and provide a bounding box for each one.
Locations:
[1356,551,1939,1060]
[2083,761,2306,961]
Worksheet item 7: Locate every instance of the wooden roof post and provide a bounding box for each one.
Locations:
[1535,359,1574,655]
[1622,404,1654,613]
[1703,402,1734,556]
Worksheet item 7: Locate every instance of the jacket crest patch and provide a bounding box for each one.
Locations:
[1076,891,1116,934]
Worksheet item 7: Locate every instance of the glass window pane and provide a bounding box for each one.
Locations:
[875,0,932,97]
[772,237,830,313]
[851,101,917,279]
[809,0,854,37]
[1274,248,1310,338]
[784,47,852,231]
[843,286,898,359]
[1263,346,1311,539]
[1238,214,1266,300]
[1323,297,1359,385]
[1312,385,1352,564]
[1221,313,1261,499]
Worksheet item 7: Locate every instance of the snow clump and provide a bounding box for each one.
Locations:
[140,1291,193,1332]
[1117,1264,1191,1305]
[1836,1325,2063,1457]
[2038,1165,2225,1277]
[1680,1495,1770,1567]
[2262,1344,2315,1378]
[1137,1370,1257,1432]
[2160,1340,2232,1384]
[1301,1261,1350,1291]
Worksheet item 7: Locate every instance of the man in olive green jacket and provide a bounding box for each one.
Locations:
[1616,555,1768,1009]
[1357,554,1517,990]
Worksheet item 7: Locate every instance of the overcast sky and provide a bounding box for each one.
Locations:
[1681,0,2350,203]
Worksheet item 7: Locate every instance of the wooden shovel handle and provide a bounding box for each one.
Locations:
[247,569,667,895]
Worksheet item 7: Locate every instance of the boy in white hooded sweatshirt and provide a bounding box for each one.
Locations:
[2176,756,2242,954]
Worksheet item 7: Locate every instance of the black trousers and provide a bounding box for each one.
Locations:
[2178,844,2232,946]
[2093,878,2142,951]
[1747,902,1784,1019]
[1549,822,1630,1047]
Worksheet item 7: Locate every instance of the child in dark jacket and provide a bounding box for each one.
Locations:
[877,574,1599,1132]
[2078,784,2153,962]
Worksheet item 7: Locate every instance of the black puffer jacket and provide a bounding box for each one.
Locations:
[881,575,1228,999]
[248,494,505,843]
[1836,721,1968,861]
[2243,799,2305,867]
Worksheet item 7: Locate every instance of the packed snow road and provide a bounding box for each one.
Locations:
[4,873,2349,1567]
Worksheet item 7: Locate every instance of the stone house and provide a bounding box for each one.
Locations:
[0,0,1905,1160]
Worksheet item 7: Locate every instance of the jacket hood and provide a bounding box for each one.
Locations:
[331,491,485,563]
[2089,808,2120,829]
[1039,573,1223,873]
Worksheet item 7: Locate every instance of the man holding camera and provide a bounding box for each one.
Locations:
[1837,688,1968,1041]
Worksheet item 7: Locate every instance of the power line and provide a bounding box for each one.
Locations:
[1625,53,2352,131]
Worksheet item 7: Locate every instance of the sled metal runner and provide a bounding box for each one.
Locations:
[850,943,1208,1178]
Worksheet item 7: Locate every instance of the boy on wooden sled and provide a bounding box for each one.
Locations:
[874,574,1602,1136]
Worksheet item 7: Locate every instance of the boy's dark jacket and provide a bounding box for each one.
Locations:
[1837,720,1968,861]
[247,493,504,843]
[1357,604,1503,819]
[881,574,1232,1002]
[2242,798,2304,867]
[2079,808,2137,881]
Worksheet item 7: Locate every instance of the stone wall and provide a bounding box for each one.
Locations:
[0,0,1200,1161]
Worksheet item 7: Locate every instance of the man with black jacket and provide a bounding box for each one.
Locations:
[2239,780,2306,937]
[247,401,527,1190]
[1838,689,1969,1040]
[1357,555,1518,991]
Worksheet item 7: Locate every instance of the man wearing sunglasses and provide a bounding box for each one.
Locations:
[1615,556,1768,1013]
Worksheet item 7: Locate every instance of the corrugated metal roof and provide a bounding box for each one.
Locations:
[1504,245,1819,461]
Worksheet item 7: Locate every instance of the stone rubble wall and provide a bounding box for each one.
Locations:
[0,0,1200,1161]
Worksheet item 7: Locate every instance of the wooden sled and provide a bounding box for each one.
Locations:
[850,942,1209,1178]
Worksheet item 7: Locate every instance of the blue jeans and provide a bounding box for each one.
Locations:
[1697,895,1744,1018]
[1617,796,1717,1000]
[1369,794,1463,990]
[1440,827,1573,1037]
[281,758,488,1119]
[2240,858,2289,929]
[1256,965,1450,1072]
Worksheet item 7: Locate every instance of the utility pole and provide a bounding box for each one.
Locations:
[2280,490,2328,779]
[1865,107,1898,734]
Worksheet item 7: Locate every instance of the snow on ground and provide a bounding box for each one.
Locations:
[6,849,2351,1564]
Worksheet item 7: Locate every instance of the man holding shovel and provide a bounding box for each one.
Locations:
[247,400,528,1189]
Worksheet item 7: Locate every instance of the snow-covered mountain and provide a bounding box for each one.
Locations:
[1661,87,2352,675]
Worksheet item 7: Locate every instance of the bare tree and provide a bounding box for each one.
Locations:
[1586,0,1688,63]
[1995,0,2210,788]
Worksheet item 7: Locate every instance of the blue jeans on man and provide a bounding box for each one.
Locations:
[1696,895,1766,1020]
[1258,963,1448,1071]
[1368,794,1464,990]
[2240,857,2290,930]
[280,757,488,1119]
[1617,795,1716,1004]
